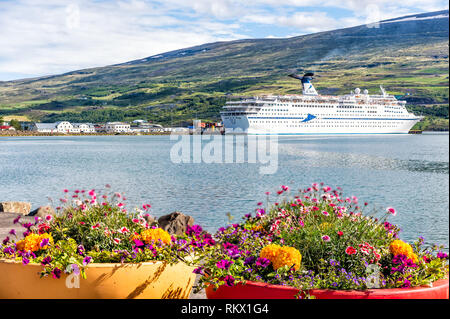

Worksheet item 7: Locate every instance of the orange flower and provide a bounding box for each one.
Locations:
[260,244,281,261]
[272,246,302,271]
[389,239,418,263]
[259,244,302,271]
[17,233,53,252]
[140,228,171,245]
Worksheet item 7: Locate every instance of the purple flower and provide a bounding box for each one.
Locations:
[226,247,242,259]
[437,251,448,259]
[41,256,52,265]
[255,257,270,268]
[193,267,203,275]
[71,264,80,276]
[8,229,16,236]
[22,223,33,230]
[83,256,92,266]
[244,256,256,266]
[13,216,21,224]
[40,237,50,248]
[22,257,30,265]
[2,236,10,245]
[216,259,233,270]
[52,267,62,279]
[133,239,144,247]
[224,275,235,287]
[77,245,85,256]
[186,225,203,236]
[3,246,14,255]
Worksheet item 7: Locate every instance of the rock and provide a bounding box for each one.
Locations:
[157,211,195,236]
[143,213,156,225]
[0,202,32,215]
[28,205,55,219]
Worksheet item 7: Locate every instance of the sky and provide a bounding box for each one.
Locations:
[0,0,448,81]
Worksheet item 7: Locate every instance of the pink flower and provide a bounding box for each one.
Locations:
[60,198,68,203]
[321,211,329,216]
[386,207,397,216]
[63,189,69,193]
[88,189,96,196]
[345,246,357,255]
[45,215,53,222]
[312,206,319,211]
[113,238,121,244]
[281,185,289,191]
[117,203,124,208]
[257,202,263,206]
[119,227,129,233]
[322,235,331,242]
[91,223,100,230]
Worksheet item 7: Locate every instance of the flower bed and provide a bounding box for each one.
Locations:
[0,186,214,299]
[193,184,449,299]
[205,278,449,299]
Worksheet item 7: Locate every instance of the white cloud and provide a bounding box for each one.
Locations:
[0,0,246,80]
[0,0,448,80]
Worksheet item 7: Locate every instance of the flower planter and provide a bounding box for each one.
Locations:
[0,259,196,299]
[205,278,449,299]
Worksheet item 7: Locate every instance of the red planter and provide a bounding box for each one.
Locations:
[206,278,449,299]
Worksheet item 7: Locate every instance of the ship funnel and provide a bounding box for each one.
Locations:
[288,72,318,95]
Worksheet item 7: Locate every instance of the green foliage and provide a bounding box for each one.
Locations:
[9,119,21,130]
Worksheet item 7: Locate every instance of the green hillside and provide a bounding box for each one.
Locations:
[0,10,448,130]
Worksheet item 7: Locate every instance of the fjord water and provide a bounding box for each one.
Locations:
[0,133,448,247]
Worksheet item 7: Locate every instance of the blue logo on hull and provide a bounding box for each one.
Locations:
[301,114,316,122]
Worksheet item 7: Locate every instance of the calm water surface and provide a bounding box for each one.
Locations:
[0,133,448,248]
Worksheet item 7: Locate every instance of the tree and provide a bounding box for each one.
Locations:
[9,119,21,131]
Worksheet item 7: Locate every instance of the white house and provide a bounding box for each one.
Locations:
[105,122,131,133]
[54,121,73,133]
[72,123,96,133]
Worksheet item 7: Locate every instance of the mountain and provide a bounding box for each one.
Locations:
[0,10,448,129]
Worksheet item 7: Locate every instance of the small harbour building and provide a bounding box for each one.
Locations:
[72,123,96,133]
[105,122,131,133]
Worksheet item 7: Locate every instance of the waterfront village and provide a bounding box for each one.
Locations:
[0,119,224,134]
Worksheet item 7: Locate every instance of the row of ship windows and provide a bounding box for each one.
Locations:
[250,120,402,124]
[252,124,401,128]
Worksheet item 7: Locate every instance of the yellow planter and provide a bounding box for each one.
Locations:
[0,259,196,299]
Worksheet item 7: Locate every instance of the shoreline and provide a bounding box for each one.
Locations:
[1,130,448,137]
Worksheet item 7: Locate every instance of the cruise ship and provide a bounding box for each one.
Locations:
[220,73,422,134]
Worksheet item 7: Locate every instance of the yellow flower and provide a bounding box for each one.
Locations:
[140,228,171,245]
[18,233,53,252]
[389,239,418,263]
[259,244,302,271]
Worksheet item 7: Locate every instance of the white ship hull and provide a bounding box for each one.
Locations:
[222,115,421,135]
